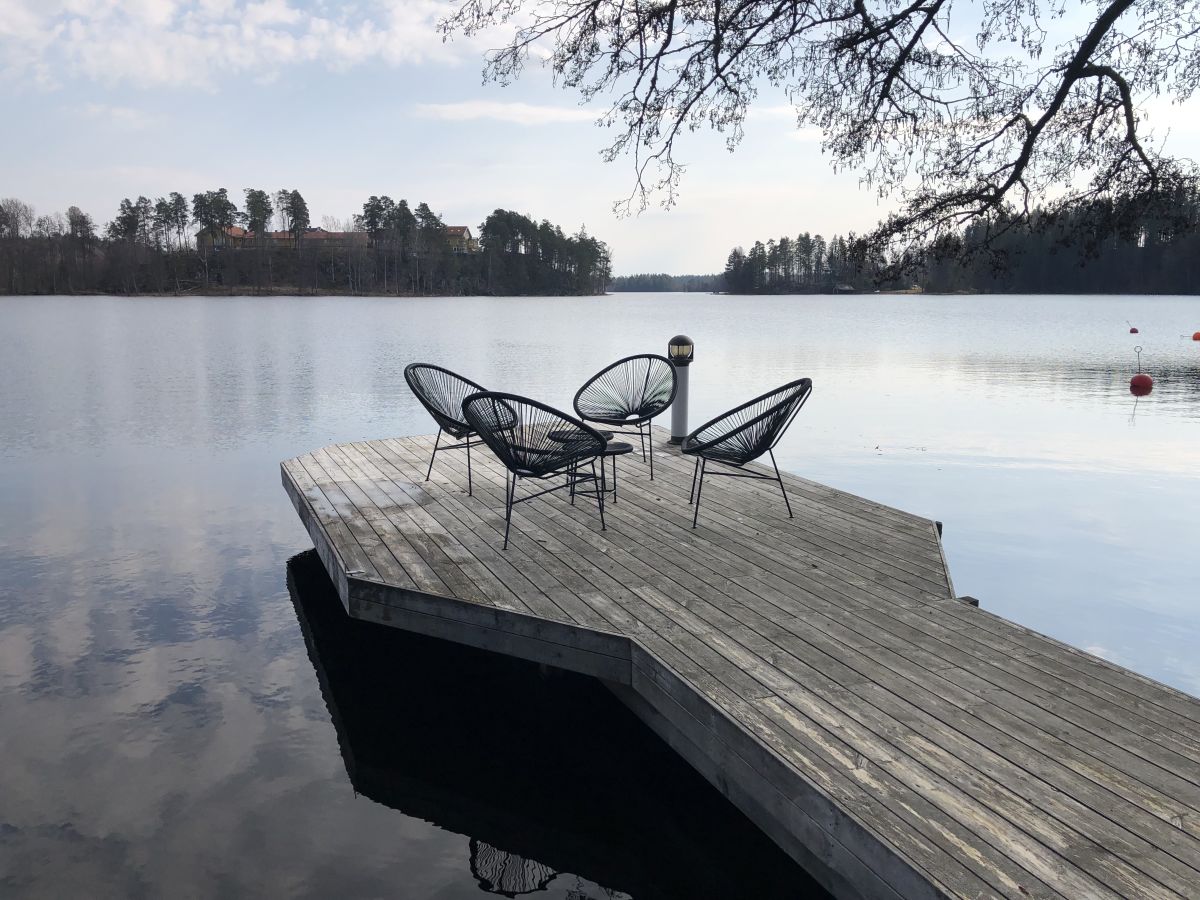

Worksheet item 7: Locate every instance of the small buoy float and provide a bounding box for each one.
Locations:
[1193,331,1200,341]
[1129,327,1139,333]
[1129,345,1153,395]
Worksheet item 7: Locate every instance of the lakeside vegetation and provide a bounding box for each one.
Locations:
[0,192,611,296]
[720,196,1200,294]
[7,190,1200,298]
[608,273,720,292]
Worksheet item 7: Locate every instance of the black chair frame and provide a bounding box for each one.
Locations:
[569,446,629,506]
[683,378,812,529]
[462,392,609,550]
[405,363,488,496]
[501,461,607,550]
[573,354,678,480]
[427,429,485,493]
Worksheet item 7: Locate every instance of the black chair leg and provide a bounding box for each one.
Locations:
[466,435,473,496]
[598,456,607,507]
[592,460,606,530]
[503,474,517,550]
[645,422,654,479]
[689,457,700,503]
[638,425,647,462]
[770,449,793,518]
[426,428,442,481]
[691,459,706,528]
[611,453,618,505]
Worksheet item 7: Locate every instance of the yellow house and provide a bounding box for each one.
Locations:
[445,226,478,253]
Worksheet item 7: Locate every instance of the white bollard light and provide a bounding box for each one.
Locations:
[667,334,694,444]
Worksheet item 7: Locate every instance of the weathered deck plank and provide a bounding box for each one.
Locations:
[282,428,1200,900]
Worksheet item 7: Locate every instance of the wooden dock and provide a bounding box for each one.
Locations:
[282,428,1200,900]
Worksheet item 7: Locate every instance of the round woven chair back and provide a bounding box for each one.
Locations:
[469,838,557,895]
[405,363,487,438]
[573,354,677,425]
[684,378,812,466]
[463,392,606,479]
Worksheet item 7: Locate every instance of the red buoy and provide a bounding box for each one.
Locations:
[1193,331,1200,341]
[1129,326,1139,333]
[1130,373,1154,396]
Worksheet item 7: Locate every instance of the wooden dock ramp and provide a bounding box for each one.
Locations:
[283,429,1200,899]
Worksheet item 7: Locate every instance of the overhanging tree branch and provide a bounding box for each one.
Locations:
[442,0,1200,248]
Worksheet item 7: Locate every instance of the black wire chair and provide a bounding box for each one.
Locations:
[404,363,490,496]
[681,378,812,528]
[469,838,558,896]
[573,353,678,479]
[462,392,609,550]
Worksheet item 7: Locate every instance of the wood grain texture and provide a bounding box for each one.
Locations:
[282,428,1200,900]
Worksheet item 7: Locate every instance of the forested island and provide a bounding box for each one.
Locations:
[8,189,1200,298]
[608,273,720,292]
[0,192,611,296]
[720,198,1200,295]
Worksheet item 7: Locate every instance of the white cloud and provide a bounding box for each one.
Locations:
[414,100,598,125]
[748,104,796,121]
[243,0,303,27]
[79,103,157,129]
[746,105,822,142]
[786,127,824,143]
[1,0,480,87]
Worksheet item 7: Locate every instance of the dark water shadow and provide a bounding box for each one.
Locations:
[286,551,828,899]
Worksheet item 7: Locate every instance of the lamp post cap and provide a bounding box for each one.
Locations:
[668,335,695,366]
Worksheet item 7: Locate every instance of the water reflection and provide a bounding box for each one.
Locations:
[2,292,1198,896]
[286,550,824,899]
[470,840,557,896]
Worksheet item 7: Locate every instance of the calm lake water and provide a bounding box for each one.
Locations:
[2,292,1198,897]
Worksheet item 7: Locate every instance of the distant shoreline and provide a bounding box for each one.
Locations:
[6,289,1200,298]
[0,289,609,299]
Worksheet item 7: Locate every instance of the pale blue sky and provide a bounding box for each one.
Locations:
[3,0,1198,274]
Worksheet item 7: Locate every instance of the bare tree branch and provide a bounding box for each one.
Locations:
[441,0,1200,247]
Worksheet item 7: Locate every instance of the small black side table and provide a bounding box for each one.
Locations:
[549,428,614,442]
[598,441,634,504]
[552,430,629,506]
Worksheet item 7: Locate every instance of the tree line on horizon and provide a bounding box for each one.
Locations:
[720,191,1200,295]
[0,190,611,297]
[607,273,720,292]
